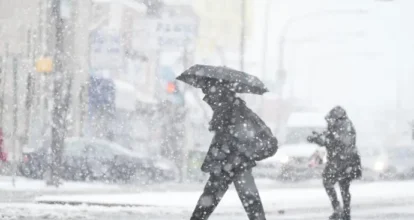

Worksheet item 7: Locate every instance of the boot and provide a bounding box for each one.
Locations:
[341,212,350,220]
[328,208,343,220]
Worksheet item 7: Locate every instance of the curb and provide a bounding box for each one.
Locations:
[265,197,414,216]
[36,200,153,207]
[35,196,414,214]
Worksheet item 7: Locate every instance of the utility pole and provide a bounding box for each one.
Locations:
[12,57,18,187]
[25,29,34,148]
[181,46,190,183]
[261,0,270,78]
[1,43,9,137]
[0,53,4,127]
[48,0,66,187]
[260,0,271,117]
[239,0,246,72]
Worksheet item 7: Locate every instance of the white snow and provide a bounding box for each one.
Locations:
[0,203,189,220]
[35,180,414,212]
[286,112,327,128]
[0,176,122,192]
[2,202,414,220]
[274,144,319,158]
[114,80,137,111]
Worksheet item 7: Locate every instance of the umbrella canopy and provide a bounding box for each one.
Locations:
[176,64,268,95]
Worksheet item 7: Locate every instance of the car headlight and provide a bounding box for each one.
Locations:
[154,161,172,170]
[279,155,289,164]
[374,161,385,171]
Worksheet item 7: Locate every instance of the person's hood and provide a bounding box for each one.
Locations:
[208,97,247,131]
[202,86,236,110]
[325,106,347,124]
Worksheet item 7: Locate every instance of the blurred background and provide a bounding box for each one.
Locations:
[0,0,413,185]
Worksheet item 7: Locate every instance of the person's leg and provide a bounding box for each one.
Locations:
[323,167,341,219]
[190,174,232,220]
[339,178,352,220]
[233,169,266,220]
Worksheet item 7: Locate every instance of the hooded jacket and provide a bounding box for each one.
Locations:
[201,96,278,176]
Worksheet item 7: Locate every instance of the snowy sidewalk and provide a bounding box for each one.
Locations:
[0,176,321,193]
[35,180,414,213]
[0,176,125,193]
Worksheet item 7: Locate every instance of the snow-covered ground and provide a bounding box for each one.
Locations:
[0,176,140,203]
[34,180,414,211]
[0,176,321,193]
[0,175,321,203]
[1,199,414,220]
[0,176,123,192]
[3,177,414,219]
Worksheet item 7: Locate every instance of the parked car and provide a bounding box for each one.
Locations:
[256,145,325,181]
[257,111,327,181]
[254,154,284,179]
[360,145,414,181]
[19,137,178,183]
[359,146,389,181]
[0,129,6,162]
[0,128,11,175]
[277,145,325,181]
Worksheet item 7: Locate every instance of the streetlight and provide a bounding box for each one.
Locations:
[261,0,271,80]
[240,0,246,71]
[273,9,368,132]
[275,9,369,97]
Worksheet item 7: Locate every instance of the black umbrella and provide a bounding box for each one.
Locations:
[176,64,269,95]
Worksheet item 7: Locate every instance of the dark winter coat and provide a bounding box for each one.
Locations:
[201,97,278,177]
[310,106,362,181]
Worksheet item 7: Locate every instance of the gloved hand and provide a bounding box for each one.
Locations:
[307,131,321,143]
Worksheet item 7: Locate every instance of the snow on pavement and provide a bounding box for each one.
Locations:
[35,180,414,213]
[0,176,320,193]
[0,176,123,192]
[0,203,189,220]
[0,176,321,203]
[2,201,414,220]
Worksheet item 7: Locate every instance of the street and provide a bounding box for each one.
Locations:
[1,179,414,220]
[1,201,414,220]
[1,0,414,219]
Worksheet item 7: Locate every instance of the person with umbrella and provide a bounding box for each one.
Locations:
[177,65,278,220]
[307,106,362,220]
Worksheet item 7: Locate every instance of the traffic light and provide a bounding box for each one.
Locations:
[159,66,184,104]
[35,56,53,73]
[167,82,176,93]
[165,81,184,104]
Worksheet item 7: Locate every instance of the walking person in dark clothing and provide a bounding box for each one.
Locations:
[190,84,278,220]
[176,64,277,220]
[307,106,362,220]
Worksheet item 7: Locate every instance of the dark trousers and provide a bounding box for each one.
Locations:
[190,169,266,220]
[323,166,352,220]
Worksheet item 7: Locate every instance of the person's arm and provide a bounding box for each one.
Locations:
[308,131,331,147]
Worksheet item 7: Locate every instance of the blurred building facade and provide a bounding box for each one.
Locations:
[0,0,40,160]
[0,0,92,160]
[191,0,254,68]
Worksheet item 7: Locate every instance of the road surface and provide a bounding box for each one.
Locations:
[1,178,414,219]
[1,202,414,220]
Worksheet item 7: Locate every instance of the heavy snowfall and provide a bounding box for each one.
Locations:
[0,0,414,220]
